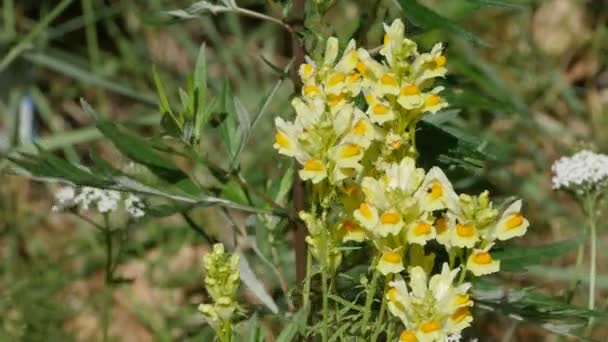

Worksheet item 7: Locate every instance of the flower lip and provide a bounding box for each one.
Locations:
[419,320,441,333]
[505,213,523,229]
[456,223,476,237]
[382,251,402,264]
[472,252,493,264]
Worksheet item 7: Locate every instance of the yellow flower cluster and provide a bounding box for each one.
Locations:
[198,244,240,328]
[390,264,472,342]
[274,19,530,341]
[274,19,448,185]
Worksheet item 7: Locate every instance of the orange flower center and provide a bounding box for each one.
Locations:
[435,55,447,67]
[435,217,447,234]
[425,95,441,107]
[428,180,443,199]
[413,222,432,236]
[455,294,470,306]
[382,251,402,264]
[419,320,440,333]
[303,160,323,171]
[506,213,523,229]
[456,223,476,237]
[372,104,390,115]
[401,84,420,96]
[381,212,401,225]
[380,73,399,87]
[472,252,493,264]
[451,307,471,323]
[400,330,418,342]
[327,72,345,86]
[303,84,320,96]
[359,203,373,219]
[340,144,361,158]
[353,120,366,135]
[356,61,368,75]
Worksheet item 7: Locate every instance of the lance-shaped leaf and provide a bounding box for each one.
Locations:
[473,278,607,340]
[398,0,485,45]
[493,239,582,272]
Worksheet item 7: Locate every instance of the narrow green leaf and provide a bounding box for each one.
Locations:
[194,44,208,120]
[398,0,485,45]
[152,66,179,127]
[493,239,582,272]
[95,118,189,184]
[465,0,526,10]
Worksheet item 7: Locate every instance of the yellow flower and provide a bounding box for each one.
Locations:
[298,62,316,83]
[380,19,404,67]
[397,83,424,110]
[292,97,322,128]
[385,157,426,193]
[379,19,416,68]
[407,220,436,246]
[466,244,500,276]
[365,93,396,125]
[413,43,448,84]
[434,214,454,247]
[273,117,305,160]
[340,220,367,242]
[299,159,327,184]
[361,177,390,210]
[493,200,529,241]
[377,249,405,275]
[356,47,387,84]
[422,87,448,114]
[400,330,418,342]
[385,131,403,150]
[354,202,379,230]
[414,167,459,213]
[375,72,401,96]
[387,264,473,341]
[342,109,378,148]
[378,210,405,237]
[450,222,479,248]
[331,102,354,136]
[330,143,364,180]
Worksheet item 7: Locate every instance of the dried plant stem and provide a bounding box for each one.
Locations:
[291,0,307,290]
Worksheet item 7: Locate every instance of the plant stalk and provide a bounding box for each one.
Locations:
[321,268,329,342]
[291,0,307,290]
[585,192,598,335]
[361,269,380,335]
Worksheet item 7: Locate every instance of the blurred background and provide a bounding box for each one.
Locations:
[0,0,607,340]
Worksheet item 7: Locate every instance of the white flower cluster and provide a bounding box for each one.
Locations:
[52,186,146,218]
[551,150,608,191]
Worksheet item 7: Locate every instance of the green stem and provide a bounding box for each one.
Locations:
[371,279,390,341]
[321,268,329,342]
[584,192,598,335]
[102,214,113,342]
[361,268,380,336]
[386,319,396,342]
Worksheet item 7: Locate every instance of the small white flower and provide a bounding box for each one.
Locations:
[52,186,76,211]
[125,193,146,218]
[552,150,608,192]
